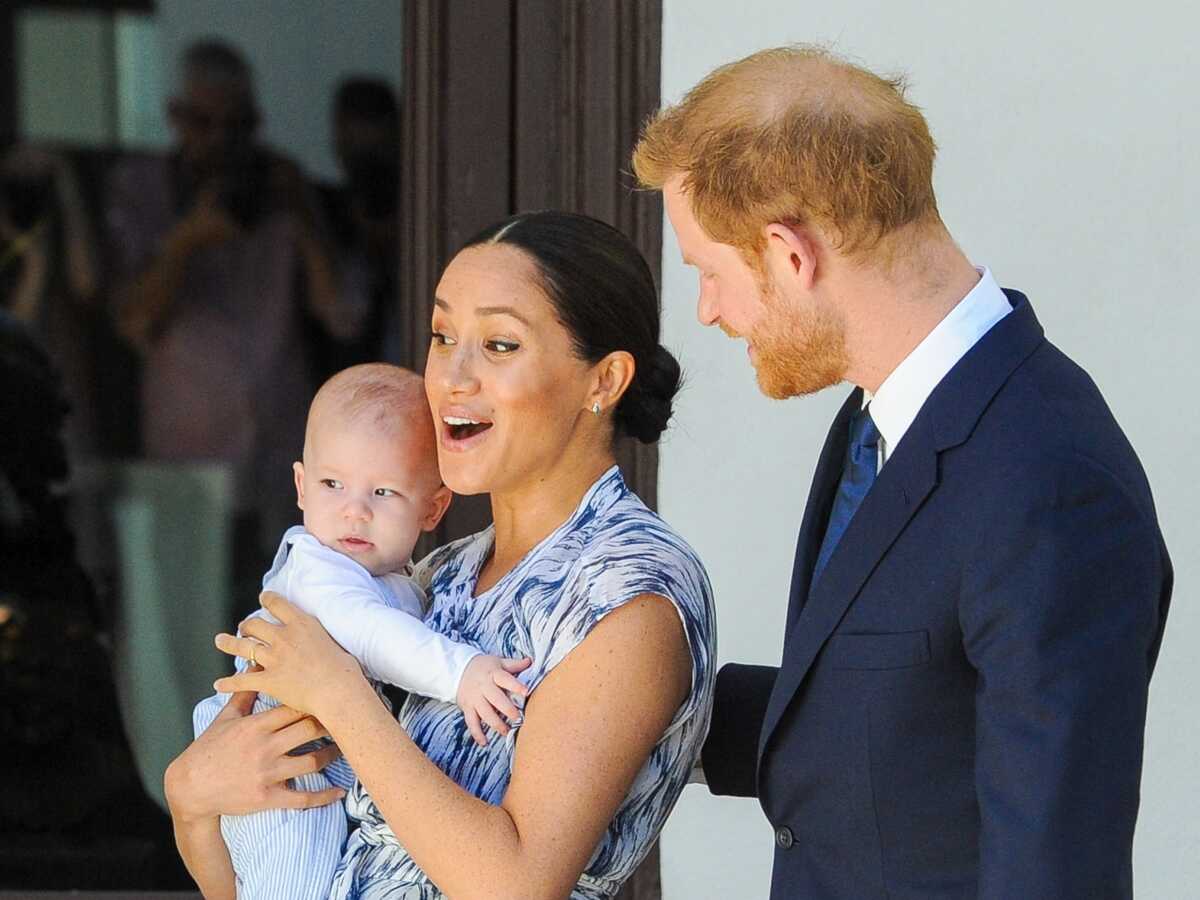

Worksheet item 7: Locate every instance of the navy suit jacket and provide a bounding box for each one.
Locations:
[701,292,1173,899]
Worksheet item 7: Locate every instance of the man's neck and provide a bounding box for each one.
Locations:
[840,235,981,393]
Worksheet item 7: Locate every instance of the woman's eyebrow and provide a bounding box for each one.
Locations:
[476,305,531,326]
[432,298,529,326]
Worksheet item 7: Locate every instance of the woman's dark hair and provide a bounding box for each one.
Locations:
[462,211,681,444]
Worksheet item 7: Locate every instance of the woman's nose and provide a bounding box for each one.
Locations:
[439,344,481,395]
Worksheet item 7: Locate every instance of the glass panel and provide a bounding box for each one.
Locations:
[17,9,116,146]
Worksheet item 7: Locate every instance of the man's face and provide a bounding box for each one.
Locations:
[663,176,848,399]
[171,80,257,176]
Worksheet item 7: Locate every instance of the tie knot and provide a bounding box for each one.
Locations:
[851,406,880,452]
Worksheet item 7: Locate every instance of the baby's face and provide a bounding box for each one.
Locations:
[294,419,444,576]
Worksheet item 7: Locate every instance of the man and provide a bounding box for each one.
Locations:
[106,40,359,609]
[312,77,403,375]
[634,46,1172,899]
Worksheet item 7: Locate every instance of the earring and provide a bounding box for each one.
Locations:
[591,401,601,416]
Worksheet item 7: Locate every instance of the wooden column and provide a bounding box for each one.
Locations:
[401,0,664,536]
[399,4,666,897]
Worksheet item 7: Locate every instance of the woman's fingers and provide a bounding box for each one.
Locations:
[274,742,342,783]
[214,689,259,721]
[238,616,282,644]
[272,716,331,754]
[259,590,303,624]
[214,670,265,694]
[214,632,272,666]
[271,784,346,810]
[254,703,312,732]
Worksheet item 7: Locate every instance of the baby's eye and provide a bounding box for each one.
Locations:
[374,487,399,498]
[486,339,519,355]
[430,331,456,347]
[320,479,343,490]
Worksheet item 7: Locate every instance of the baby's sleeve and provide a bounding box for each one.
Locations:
[285,542,481,703]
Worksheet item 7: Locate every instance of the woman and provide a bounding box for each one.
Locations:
[165,211,715,899]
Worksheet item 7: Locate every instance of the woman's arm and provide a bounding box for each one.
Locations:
[216,591,691,900]
[164,688,344,898]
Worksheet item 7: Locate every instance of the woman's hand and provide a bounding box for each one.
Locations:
[213,591,369,720]
[163,688,343,825]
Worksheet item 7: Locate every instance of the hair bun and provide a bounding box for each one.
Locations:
[616,344,682,444]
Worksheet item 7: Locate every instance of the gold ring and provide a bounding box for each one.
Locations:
[248,642,257,668]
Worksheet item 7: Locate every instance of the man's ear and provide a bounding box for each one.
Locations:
[421,484,453,532]
[293,461,306,511]
[762,222,819,293]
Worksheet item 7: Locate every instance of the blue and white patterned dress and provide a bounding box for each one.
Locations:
[328,465,716,899]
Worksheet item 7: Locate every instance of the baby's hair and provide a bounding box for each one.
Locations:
[305,364,440,481]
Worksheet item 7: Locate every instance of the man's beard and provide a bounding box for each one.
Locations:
[744,283,848,400]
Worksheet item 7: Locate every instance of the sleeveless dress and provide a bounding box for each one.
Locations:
[328,466,716,899]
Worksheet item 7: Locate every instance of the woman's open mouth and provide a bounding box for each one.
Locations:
[442,415,494,448]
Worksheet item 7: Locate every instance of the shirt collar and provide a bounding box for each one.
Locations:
[864,267,1012,459]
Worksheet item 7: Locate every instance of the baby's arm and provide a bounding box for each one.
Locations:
[285,543,479,702]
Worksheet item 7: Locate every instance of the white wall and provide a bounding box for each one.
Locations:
[656,3,1200,898]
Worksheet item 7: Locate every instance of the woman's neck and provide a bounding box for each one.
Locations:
[478,448,616,593]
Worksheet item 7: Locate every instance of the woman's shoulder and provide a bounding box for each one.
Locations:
[578,489,709,591]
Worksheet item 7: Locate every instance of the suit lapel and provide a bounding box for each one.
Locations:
[758,414,940,761]
[782,389,861,635]
[756,289,1047,765]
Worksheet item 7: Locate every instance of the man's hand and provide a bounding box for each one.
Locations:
[455,654,532,747]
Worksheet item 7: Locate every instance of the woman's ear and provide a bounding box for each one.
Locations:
[421,485,453,532]
[588,350,636,415]
[293,461,306,511]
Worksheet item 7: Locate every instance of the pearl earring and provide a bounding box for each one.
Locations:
[591,402,601,416]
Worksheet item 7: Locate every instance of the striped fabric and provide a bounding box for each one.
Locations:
[329,466,717,899]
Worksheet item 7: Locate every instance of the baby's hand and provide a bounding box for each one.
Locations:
[456,654,532,747]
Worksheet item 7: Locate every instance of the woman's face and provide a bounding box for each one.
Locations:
[426,243,596,497]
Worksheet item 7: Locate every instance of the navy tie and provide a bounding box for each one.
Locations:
[811,405,880,587]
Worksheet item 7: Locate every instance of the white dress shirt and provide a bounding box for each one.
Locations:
[865,267,1012,470]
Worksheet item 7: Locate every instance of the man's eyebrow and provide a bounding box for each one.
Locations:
[434,297,450,311]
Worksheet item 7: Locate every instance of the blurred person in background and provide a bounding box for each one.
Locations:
[0,144,100,457]
[105,39,366,613]
[0,310,188,890]
[313,76,402,375]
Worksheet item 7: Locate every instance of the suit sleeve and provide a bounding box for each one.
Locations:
[701,662,779,798]
[960,457,1169,899]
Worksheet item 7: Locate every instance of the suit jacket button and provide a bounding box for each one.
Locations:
[775,826,794,850]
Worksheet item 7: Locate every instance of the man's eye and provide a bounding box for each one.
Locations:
[374,488,398,497]
[487,339,519,354]
[320,479,342,489]
[431,331,457,346]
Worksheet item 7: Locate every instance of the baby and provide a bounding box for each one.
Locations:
[192,363,527,900]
